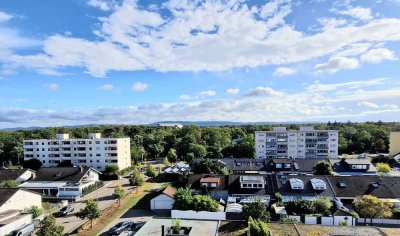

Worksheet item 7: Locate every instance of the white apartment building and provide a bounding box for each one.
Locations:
[23,133,131,171]
[255,127,338,159]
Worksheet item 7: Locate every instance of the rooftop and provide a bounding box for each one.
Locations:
[34,167,98,182]
[162,186,176,199]
[0,169,33,182]
[134,218,219,236]
[0,189,19,207]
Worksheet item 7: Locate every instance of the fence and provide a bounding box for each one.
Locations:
[171,210,226,220]
[356,218,400,227]
[286,215,355,226]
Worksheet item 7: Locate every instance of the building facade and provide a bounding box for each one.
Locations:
[23,133,131,171]
[255,127,338,159]
[390,132,400,156]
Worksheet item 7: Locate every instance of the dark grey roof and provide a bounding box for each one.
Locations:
[329,158,377,173]
[327,176,400,199]
[0,189,19,207]
[215,158,323,173]
[275,175,335,198]
[226,174,278,195]
[0,169,33,182]
[34,167,96,182]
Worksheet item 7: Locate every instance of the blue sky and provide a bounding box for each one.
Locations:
[0,0,400,128]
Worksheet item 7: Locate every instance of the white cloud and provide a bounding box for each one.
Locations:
[307,78,388,92]
[243,87,285,97]
[87,0,117,11]
[360,48,397,64]
[226,88,240,96]
[357,101,379,109]
[199,90,216,97]
[315,56,359,73]
[131,82,148,92]
[336,6,373,21]
[5,1,400,76]
[179,94,191,100]
[98,84,114,90]
[44,83,59,91]
[0,11,12,22]
[273,67,296,77]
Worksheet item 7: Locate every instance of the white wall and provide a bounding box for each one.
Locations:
[171,210,226,221]
[15,170,35,183]
[304,216,317,224]
[0,190,42,213]
[150,194,174,210]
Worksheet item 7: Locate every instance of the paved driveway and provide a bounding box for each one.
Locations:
[57,177,135,235]
[98,210,154,235]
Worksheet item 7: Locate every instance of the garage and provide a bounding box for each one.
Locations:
[150,186,176,210]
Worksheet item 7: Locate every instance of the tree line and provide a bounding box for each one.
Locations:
[0,121,398,166]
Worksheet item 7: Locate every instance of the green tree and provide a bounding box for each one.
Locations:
[129,169,144,186]
[188,143,207,159]
[248,217,270,236]
[376,163,391,174]
[37,215,64,236]
[243,199,270,222]
[353,195,393,218]
[286,200,316,215]
[173,188,193,210]
[25,205,43,219]
[22,158,43,171]
[192,195,219,212]
[114,185,126,206]
[166,148,178,163]
[191,159,227,174]
[0,180,19,188]
[313,197,333,215]
[146,165,158,177]
[103,164,120,180]
[164,157,171,167]
[78,199,101,229]
[313,161,333,175]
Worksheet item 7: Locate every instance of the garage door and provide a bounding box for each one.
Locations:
[153,200,173,210]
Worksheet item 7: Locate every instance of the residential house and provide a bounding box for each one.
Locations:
[0,189,41,235]
[329,158,377,176]
[390,132,400,156]
[188,174,228,200]
[164,161,190,181]
[19,166,100,200]
[0,169,35,183]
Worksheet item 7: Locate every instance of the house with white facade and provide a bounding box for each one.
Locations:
[19,166,100,200]
[255,126,338,159]
[23,133,131,171]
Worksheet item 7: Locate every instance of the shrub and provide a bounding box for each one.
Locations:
[171,218,181,234]
[0,180,19,188]
[313,197,333,215]
[376,163,391,174]
[192,194,219,212]
[243,199,270,222]
[286,200,316,215]
[25,206,43,219]
[393,207,400,219]
[249,217,270,236]
[313,161,333,175]
[173,188,194,210]
[353,195,393,218]
[82,181,104,196]
[102,164,120,180]
[23,158,42,171]
[146,165,158,177]
[129,169,144,186]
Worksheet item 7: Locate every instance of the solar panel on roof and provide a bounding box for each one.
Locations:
[339,181,347,188]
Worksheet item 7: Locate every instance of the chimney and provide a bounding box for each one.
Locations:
[161,225,165,236]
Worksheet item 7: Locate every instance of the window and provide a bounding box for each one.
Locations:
[210,183,217,188]
[284,164,291,168]
[96,154,101,157]
[276,164,282,168]
[96,147,101,151]
[95,141,100,144]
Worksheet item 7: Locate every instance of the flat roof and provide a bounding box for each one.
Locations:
[20,181,68,188]
[135,218,219,236]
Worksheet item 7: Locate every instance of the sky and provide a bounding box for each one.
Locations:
[0,0,400,128]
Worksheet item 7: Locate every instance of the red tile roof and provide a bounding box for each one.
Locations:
[200,177,220,183]
[162,186,176,199]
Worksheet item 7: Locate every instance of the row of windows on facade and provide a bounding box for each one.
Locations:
[42,159,118,164]
[24,140,118,145]
[262,149,336,154]
[25,153,118,158]
[258,144,336,148]
[260,138,337,143]
[25,146,118,152]
[241,183,264,189]
[258,132,337,137]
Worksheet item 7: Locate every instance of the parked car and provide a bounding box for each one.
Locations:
[55,205,74,217]
[392,167,400,171]
[358,153,369,158]
[119,231,134,236]
[108,221,134,235]
[8,223,35,236]
[132,221,145,230]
